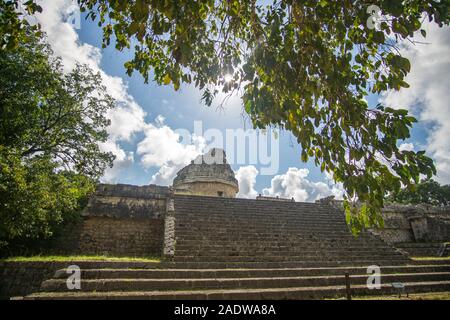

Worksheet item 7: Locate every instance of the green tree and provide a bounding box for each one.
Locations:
[0,0,42,49]
[0,33,115,251]
[3,1,449,234]
[387,179,450,206]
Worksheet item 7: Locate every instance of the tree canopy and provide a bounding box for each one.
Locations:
[387,179,450,206]
[2,1,449,234]
[0,33,115,251]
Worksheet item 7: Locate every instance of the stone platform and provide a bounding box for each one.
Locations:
[18,195,450,300]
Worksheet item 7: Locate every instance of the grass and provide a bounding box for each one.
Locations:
[410,256,450,261]
[353,292,450,300]
[1,255,161,263]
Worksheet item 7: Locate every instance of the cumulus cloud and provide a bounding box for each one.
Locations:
[99,142,134,183]
[235,166,344,202]
[34,1,217,185]
[236,166,259,198]
[399,143,415,152]
[136,117,206,185]
[34,1,148,182]
[381,23,450,183]
[262,168,344,202]
[31,1,221,186]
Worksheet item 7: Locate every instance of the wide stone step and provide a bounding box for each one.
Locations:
[172,255,407,262]
[40,272,450,292]
[174,244,393,251]
[174,246,399,255]
[395,242,446,257]
[174,245,397,253]
[175,229,356,235]
[175,216,345,222]
[410,259,450,265]
[173,250,404,258]
[174,238,390,246]
[176,231,355,237]
[176,211,344,217]
[177,210,341,213]
[175,221,347,228]
[175,200,334,206]
[162,259,412,269]
[176,209,341,214]
[174,233,381,240]
[52,265,450,280]
[172,254,407,263]
[25,281,450,300]
[173,249,400,256]
[174,230,375,236]
[174,239,387,246]
[174,238,387,244]
[175,231,373,237]
[175,250,404,256]
[396,242,445,248]
[174,203,336,211]
[174,245,402,252]
[174,241,388,248]
[176,218,347,224]
[176,213,342,217]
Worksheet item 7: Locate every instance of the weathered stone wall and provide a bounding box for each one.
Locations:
[315,197,450,245]
[47,184,170,257]
[427,215,450,241]
[53,217,164,257]
[84,184,169,219]
[373,210,416,243]
[0,260,162,299]
[0,262,66,299]
[372,205,450,244]
[174,181,238,198]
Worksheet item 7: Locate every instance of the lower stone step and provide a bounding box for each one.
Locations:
[52,265,450,280]
[40,272,450,292]
[25,281,450,300]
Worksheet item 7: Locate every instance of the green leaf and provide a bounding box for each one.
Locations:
[163,74,171,85]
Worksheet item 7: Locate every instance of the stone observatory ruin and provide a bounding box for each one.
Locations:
[172,148,239,198]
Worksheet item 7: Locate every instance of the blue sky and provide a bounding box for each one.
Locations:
[76,12,321,189]
[34,2,450,201]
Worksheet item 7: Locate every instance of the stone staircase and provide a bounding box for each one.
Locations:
[22,263,450,299]
[171,195,410,267]
[23,195,450,299]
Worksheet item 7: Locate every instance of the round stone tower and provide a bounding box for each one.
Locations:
[172,148,239,198]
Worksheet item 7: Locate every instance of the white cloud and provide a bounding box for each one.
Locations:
[135,117,206,185]
[34,1,148,182]
[399,143,415,152]
[236,166,259,198]
[235,165,345,202]
[99,141,134,183]
[154,115,166,127]
[262,167,344,202]
[381,22,450,183]
[138,124,205,169]
[34,1,217,184]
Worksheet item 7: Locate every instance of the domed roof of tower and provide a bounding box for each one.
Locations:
[173,148,238,191]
